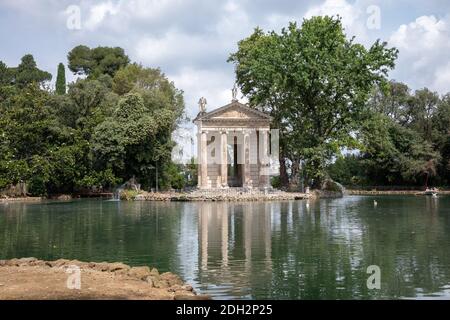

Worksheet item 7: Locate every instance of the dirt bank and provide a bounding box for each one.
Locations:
[0,258,207,300]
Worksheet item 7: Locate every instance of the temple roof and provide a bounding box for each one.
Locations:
[193,100,272,123]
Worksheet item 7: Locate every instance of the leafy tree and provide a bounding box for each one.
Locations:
[359,113,440,186]
[68,45,130,78]
[92,93,177,186]
[0,60,13,86]
[433,94,450,184]
[12,54,52,87]
[368,81,412,124]
[328,154,365,186]
[1,47,185,195]
[55,62,66,95]
[407,88,440,142]
[229,16,398,188]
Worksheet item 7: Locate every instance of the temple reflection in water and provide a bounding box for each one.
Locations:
[195,202,275,298]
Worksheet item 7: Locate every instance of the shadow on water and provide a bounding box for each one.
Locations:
[1,196,450,299]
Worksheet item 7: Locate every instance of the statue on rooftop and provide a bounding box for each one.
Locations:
[198,96,207,113]
[232,84,238,101]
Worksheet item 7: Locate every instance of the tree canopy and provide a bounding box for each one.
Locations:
[68,45,130,78]
[55,63,66,95]
[329,81,449,187]
[0,48,185,196]
[229,16,398,187]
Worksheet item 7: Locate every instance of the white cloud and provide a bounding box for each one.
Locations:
[135,30,220,67]
[169,67,239,118]
[432,62,450,94]
[304,0,368,42]
[84,1,120,30]
[389,15,450,93]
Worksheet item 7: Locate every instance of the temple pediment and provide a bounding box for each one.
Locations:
[194,101,272,123]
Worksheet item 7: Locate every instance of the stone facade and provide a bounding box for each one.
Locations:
[193,97,272,190]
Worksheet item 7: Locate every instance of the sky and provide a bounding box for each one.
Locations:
[1,0,449,121]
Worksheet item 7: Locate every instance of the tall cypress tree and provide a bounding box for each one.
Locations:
[55,62,66,95]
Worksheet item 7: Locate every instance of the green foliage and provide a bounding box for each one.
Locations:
[358,81,448,186]
[77,169,121,190]
[229,16,398,187]
[55,63,66,95]
[0,46,185,196]
[119,189,141,201]
[0,60,13,86]
[328,155,366,186]
[68,45,130,78]
[13,54,52,87]
[161,163,185,190]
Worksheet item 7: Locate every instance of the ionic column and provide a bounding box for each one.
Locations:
[259,129,270,188]
[221,131,228,188]
[243,130,251,188]
[200,131,208,188]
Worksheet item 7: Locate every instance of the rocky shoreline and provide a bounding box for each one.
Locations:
[347,190,450,195]
[132,190,312,201]
[0,196,43,203]
[0,258,207,300]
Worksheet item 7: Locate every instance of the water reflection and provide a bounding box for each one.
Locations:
[1,196,450,299]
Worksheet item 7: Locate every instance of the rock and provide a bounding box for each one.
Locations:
[145,276,155,287]
[321,179,345,197]
[108,262,130,274]
[55,194,72,201]
[91,262,110,272]
[6,259,20,266]
[128,266,151,280]
[17,257,38,266]
[150,268,159,277]
[160,272,184,286]
[181,284,193,292]
[134,194,145,201]
[174,294,210,300]
[153,279,169,289]
[31,260,48,267]
[49,259,71,267]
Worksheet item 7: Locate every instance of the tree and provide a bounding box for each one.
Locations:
[12,54,52,87]
[55,63,66,95]
[91,93,177,185]
[68,45,130,78]
[407,88,440,142]
[1,46,187,195]
[368,81,411,124]
[359,113,440,186]
[0,60,13,86]
[229,16,398,187]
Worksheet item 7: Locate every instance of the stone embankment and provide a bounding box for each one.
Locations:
[0,196,42,203]
[0,258,207,300]
[347,190,450,195]
[133,189,312,201]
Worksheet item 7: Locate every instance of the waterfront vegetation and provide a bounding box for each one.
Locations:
[1,16,449,197]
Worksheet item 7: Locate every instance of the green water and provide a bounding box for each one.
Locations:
[1,196,450,299]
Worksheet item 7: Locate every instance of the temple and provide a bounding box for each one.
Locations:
[193,88,272,190]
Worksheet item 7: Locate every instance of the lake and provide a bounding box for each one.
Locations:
[1,196,450,299]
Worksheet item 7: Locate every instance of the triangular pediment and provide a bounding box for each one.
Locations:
[195,101,271,122]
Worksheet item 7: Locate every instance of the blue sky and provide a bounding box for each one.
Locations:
[1,0,449,119]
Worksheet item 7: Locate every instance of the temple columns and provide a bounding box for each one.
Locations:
[220,131,228,188]
[259,129,270,188]
[200,131,208,188]
[242,130,251,188]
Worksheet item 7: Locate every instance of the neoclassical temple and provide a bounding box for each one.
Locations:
[194,89,272,189]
